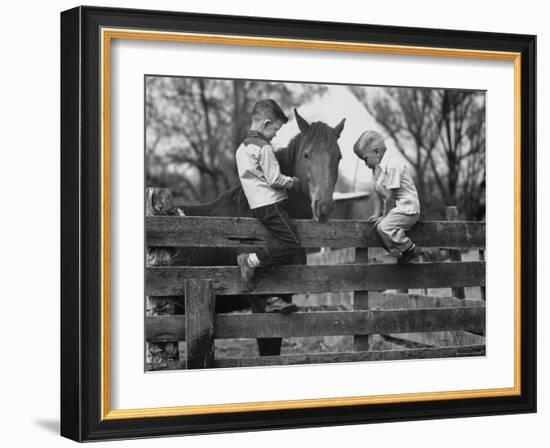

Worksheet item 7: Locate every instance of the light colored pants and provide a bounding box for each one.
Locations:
[376,209,420,257]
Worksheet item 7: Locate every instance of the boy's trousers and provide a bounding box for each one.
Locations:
[376,208,420,256]
[252,199,300,267]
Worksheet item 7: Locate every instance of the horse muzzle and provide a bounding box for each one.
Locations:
[312,198,334,223]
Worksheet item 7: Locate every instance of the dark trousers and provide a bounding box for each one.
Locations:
[252,200,300,268]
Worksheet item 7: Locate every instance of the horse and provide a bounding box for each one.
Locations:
[176,109,345,356]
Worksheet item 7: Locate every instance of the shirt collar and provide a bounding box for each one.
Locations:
[379,148,391,172]
[247,130,271,144]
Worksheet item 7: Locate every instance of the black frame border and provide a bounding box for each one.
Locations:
[61,5,536,442]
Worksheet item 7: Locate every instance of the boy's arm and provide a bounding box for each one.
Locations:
[368,166,399,224]
[368,181,383,221]
[376,166,400,209]
[259,145,295,189]
[374,182,394,203]
[367,187,391,224]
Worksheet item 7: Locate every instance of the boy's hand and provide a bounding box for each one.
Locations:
[290,176,301,191]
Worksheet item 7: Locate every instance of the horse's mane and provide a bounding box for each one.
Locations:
[277,121,337,175]
[276,134,300,176]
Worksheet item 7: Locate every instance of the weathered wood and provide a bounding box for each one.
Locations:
[354,247,372,351]
[146,315,186,342]
[145,301,485,342]
[146,360,187,371]
[368,292,485,309]
[145,187,178,368]
[446,206,466,299]
[368,294,485,350]
[217,308,486,338]
[146,307,485,340]
[379,334,433,349]
[146,216,485,248]
[215,345,486,368]
[184,280,215,369]
[146,262,486,296]
[479,249,486,300]
[145,344,486,370]
[384,330,485,348]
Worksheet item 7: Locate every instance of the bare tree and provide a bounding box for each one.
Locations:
[350,86,485,219]
[146,77,325,203]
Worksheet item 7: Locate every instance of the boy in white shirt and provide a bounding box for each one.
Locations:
[235,99,300,311]
[354,130,423,264]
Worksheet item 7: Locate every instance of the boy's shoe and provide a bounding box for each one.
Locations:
[265,297,298,314]
[237,253,255,290]
[397,245,423,265]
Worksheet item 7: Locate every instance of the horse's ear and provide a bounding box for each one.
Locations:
[294,108,310,134]
[333,118,346,138]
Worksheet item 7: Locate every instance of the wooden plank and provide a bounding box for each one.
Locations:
[146,216,485,248]
[146,307,485,340]
[446,206,466,299]
[354,247,372,351]
[216,308,486,338]
[146,360,187,371]
[144,305,486,342]
[368,292,485,309]
[184,280,215,369]
[384,331,485,348]
[147,315,186,342]
[144,345,486,370]
[215,345,486,368]
[146,262,486,296]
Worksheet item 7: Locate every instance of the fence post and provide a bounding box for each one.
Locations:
[145,187,181,369]
[185,279,215,369]
[445,206,465,300]
[354,247,372,351]
[479,249,486,300]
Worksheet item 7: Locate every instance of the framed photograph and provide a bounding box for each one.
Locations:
[61,6,536,441]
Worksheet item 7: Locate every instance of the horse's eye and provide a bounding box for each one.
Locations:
[304,153,309,159]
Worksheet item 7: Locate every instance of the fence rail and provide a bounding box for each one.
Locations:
[146,345,486,371]
[146,262,485,296]
[147,216,485,248]
[145,212,486,370]
[147,307,485,340]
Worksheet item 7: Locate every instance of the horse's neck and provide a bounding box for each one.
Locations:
[276,139,312,219]
[276,137,300,177]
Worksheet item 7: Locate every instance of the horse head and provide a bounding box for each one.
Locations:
[292,109,345,223]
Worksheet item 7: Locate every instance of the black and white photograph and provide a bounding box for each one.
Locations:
[144,75,486,371]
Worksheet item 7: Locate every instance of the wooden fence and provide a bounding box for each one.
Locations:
[145,202,486,370]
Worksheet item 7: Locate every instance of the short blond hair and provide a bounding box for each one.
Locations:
[354,130,386,156]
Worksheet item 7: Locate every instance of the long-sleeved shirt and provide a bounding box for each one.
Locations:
[236,131,295,209]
